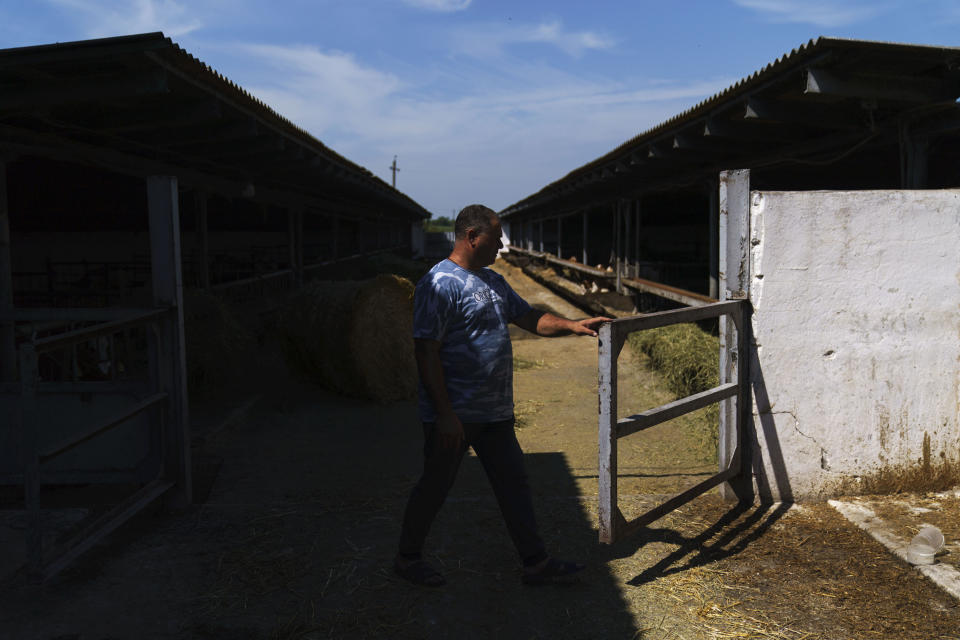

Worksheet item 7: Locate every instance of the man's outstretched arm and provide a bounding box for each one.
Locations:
[512,309,612,337]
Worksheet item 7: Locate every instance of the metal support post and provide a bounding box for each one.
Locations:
[634,199,641,278]
[295,209,304,287]
[613,200,623,293]
[718,169,753,503]
[709,179,719,299]
[0,159,15,383]
[20,343,41,572]
[147,175,192,507]
[195,191,210,290]
[901,132,929,188]
[539,220,544,253]
[623,201,631,284]
[582,211,589,265]
[557,216,563,259]
[597,322,622,544]
[332,216,339,260]
[287,209,297,287]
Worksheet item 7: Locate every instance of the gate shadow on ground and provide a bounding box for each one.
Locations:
[605,500,793,588]
[601,343,796,589]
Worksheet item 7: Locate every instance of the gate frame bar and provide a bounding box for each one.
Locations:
[598,168,753,544]
[597,300,750,543]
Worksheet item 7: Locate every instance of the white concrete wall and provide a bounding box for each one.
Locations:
[748,189,960,500]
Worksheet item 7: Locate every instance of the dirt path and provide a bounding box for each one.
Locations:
[490,258,717,502]
[1,258,958,639]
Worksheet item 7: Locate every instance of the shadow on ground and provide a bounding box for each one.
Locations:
[0,388,641,639]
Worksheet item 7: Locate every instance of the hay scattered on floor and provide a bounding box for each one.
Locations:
[276,274,417,403]
[627,322,719,399]
[513,399,545,429]
[512,355,550,370]
[628,323,720,455]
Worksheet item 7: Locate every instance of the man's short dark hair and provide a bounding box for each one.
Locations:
[455,204,498,239]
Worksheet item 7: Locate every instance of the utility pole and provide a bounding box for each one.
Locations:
[390,155,400,188]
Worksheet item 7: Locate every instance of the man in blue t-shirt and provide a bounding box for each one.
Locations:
[395,204,611,587]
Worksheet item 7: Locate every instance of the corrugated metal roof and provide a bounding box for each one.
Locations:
[502,37,960,217]
[0,32,431,219]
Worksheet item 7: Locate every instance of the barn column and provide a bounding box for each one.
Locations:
[708,178,719,299]
[0,158,15,383]
[538,219,544,253]
[147,175,192,507]
[332,215,339,260]
[582,210,589,265]
[614,201,623,293]
[557,216,563,259]
[634,199,641,278]
[901,130,929,188]
[295,209,304,286]
[287,209,298,288]
[610,203,617,267]
[623,201,631,282]
[195,190,210,290]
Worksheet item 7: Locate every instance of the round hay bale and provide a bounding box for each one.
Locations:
[182,289,254,396]
[277,274,416,403]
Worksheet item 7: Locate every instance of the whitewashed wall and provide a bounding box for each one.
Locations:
[747,189,960,500]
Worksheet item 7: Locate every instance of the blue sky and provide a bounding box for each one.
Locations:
[2,1,959,217]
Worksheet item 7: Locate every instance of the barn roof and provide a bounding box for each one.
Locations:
[0,32,430,220]
[502,37,960,219]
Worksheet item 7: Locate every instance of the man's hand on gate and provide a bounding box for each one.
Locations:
[569,316,613,337]
[436,411,465,451]
[515,310,613,337]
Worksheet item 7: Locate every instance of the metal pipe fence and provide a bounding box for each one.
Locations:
[16,307,176,579]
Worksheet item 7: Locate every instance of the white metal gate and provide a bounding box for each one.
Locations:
[596,169,753,544]
[596,300,750,543]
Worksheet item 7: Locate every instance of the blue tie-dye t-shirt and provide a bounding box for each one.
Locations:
[413,259,532,423]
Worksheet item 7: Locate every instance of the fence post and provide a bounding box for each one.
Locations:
[20,343,42,572]
[718,169,753,503]
[598,322,623,543]
[147,175,192,507]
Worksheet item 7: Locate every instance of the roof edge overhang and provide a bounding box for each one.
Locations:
[500,36,960,219]
[0,32,432,220]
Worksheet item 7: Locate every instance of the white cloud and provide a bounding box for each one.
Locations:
[226,42,728,213]
[46,0,202,37]
[401,0,472,11]
[453,19,615,58]
[732,0,886,27]
[237,44,402,133]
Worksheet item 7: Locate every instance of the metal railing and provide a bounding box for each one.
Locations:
[17,307,175,579]
[597,299,749,543]
[506,245,715,308]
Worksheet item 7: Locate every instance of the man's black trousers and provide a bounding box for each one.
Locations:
[398,418,546,564]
